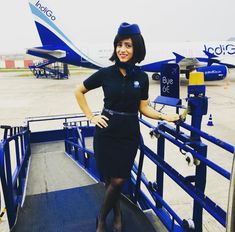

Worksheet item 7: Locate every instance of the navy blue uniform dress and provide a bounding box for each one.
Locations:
[83,64,149,178]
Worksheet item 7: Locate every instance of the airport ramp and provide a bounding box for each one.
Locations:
[11,141,158,232]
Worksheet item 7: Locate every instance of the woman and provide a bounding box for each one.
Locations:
[74,22,179,232]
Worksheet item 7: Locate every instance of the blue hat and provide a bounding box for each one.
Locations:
[118,22,141,35]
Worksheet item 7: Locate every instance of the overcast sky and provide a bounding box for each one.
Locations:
[0,0,234,54]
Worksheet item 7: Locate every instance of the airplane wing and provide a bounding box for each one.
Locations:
[173,52,201,70]
[26,47,66,59]
[141,56,201,73]
[178,57,201,69]
[173,52,224,69]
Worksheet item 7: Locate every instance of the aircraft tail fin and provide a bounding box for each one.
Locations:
[28,1,102,68]
[203,50,218,66]
[173,52,185,63]
[29,2,73,47]
[203,50,218,59]
[34,21,63,46]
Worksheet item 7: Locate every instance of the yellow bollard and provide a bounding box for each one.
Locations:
[189,72,204,86]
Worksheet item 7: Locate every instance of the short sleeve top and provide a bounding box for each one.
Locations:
[83,65,149,113]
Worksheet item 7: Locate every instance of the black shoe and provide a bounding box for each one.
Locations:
[96,216,106,232]
[112,212,122,232]
[112,228,122,232]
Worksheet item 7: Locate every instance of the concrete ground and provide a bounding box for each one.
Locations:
[0,69,235,231]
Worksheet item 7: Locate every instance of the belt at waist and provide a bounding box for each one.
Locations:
[103,108,138,116]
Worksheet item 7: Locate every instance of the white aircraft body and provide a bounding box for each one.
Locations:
[27,0,235,81]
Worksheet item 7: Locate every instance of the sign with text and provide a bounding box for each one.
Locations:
[160,64,180,99]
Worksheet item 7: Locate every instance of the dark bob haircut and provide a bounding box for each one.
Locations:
[109,33,146,64]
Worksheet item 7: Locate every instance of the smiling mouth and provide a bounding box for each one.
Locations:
[119,54,128,58]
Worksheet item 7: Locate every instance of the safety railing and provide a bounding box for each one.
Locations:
[0,114,96,230]
[25,113,100,143]
[137,118,234,231]
[0,112,234,231]
[63,121,100,180]
[0,125,30,228]
[226,153,235,232]
[64,116,235,232]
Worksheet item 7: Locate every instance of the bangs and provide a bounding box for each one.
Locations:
[110,34,146,64]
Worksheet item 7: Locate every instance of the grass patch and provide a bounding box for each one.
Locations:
[16,71,91,77]
[17,73,34,77]
[0,69,30,73]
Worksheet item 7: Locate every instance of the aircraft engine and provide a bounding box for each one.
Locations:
[196,65,228,81]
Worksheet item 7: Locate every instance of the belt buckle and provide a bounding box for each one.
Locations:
[108,109,114,115]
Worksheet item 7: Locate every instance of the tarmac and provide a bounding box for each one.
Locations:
[0,68,235,231]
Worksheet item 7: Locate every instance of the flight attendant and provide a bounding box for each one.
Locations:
[75,22,179,232]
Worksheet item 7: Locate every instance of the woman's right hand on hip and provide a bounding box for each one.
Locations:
[91,115,109,128]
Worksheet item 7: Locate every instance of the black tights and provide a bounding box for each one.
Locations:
[97,177,125,232]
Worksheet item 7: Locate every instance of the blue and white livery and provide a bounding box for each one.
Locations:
[27,0,235,81]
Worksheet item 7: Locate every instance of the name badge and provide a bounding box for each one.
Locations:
[133,81,140,88]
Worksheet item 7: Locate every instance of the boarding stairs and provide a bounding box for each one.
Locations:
[29,60,69,79]
[11,140,159,232]
[0,116,163,232]
[0,111,235,232]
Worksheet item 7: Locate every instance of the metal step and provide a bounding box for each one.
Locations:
[12,183,158,232]
[10,141,159,231]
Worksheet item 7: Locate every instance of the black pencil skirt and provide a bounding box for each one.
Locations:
[93,110,140,178]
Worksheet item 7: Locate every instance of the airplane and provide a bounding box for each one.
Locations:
[27,0,235,81]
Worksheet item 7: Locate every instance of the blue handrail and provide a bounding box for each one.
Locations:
[0,126,30,228]
[63,116,234,231]
[0,112,234,231]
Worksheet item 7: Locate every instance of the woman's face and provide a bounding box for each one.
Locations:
[116,38,134,63]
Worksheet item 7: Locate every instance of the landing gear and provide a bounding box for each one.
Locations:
[152,73,161,81]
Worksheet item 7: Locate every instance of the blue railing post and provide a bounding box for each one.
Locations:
[63,122,69,154]
[0,126,31,229]
[226,153,235,232]
[193,143,207,231]
[2,143,17,228]
[187,72,208,140]
[187,72,208,231]
[156,132,165,208]
[25,128,31,160]
[20,134,27,178]
[73,126,79,161]
[15,136,23,196]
